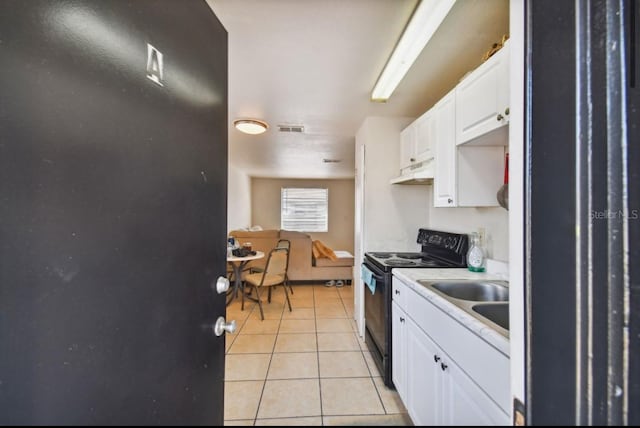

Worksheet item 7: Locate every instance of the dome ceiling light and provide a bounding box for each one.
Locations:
[233,119,269,135]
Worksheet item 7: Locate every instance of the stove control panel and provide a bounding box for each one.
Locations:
[417,229,468,255]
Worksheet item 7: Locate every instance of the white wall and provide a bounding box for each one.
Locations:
[354,116,431,336]
[359,117,431,253]
[509,0,525,412]
[250,177,355,253]
[227,164,251,232]
[425,187,510,261]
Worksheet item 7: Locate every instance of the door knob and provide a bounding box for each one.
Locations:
[213,316,236,336]
[213,276,230,294]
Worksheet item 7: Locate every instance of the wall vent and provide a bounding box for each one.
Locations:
[278,124,305,133]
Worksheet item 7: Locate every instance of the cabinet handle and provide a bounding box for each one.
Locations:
[410,158,416,162]
[395,290,400,295]
[447,198,453,204]
[434,355,441,363]
[496,113,504,121]
[504,107,510,116]
[399,317,405,323]
[441,362,448,371]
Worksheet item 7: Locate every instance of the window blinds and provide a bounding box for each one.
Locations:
[281,188,328,232]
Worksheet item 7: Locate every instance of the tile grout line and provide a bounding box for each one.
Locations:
[250,303,282,425]
[313,285,325,426]
[346,283,390,416]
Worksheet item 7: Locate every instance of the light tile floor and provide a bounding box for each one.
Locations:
[224,283,412,426]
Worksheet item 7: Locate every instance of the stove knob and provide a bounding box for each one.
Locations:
[444,237,454,249]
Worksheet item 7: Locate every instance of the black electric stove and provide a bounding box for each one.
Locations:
[362,229,469,388]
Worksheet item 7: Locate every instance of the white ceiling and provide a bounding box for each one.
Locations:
[206,0,509,179]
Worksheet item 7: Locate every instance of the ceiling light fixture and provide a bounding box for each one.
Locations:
[371,0,456,102]
[233,119,269,135]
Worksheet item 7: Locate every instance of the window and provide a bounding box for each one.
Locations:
[281,187,328,232]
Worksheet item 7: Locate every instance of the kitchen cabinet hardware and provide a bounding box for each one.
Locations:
[504,107,510,116]
[395,289,400,295]
[496,113,504,121]
[400,317,405,323]
[447,198,453,204]
[441,362,448,371]
[410,157,415,162]
[434,355,441,363]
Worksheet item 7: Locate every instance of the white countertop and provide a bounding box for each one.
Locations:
[393,268,510,356]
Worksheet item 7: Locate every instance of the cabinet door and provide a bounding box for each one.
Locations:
[406,319,441,426]
[414,109,434,162]
[391,302,407,403]
[400,124,416,170]
[443,356,510,426]
[455,44,508,145]
[433,90,457,207]
[497,40,510,125]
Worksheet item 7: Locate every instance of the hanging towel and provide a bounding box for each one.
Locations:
[361,264,377,295]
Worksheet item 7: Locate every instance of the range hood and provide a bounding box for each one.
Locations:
[390,160,434,185]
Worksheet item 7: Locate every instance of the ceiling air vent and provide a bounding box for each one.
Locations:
[278,124,305,133]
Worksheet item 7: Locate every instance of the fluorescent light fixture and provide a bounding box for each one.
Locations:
[371,0,456,102]
[233,119,269,135]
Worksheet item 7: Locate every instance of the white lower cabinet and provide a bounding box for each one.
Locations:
[391,301,408,404]
[406,317,441,425]
[446,355,507,425]
[392,276,510,426]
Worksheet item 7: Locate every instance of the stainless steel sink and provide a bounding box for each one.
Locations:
[417,280,509,302]
[472,303,509,331]
[416,279,510,337]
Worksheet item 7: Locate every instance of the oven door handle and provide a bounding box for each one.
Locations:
[371,273,384,282]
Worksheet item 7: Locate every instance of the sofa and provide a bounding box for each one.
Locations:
[229,229,354,282]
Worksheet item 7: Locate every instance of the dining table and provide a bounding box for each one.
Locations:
[226,250,264,305]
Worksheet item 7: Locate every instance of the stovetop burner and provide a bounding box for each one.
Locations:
[394,253,423,259]
[384,258,417,267]
[368,252,392,259]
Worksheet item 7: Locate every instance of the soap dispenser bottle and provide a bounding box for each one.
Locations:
[467,232,486,272]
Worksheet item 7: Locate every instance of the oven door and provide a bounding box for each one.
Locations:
[363,263,386,349]
[362,261,390,380]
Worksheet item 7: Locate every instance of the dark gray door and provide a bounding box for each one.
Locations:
[525,0,637,424]
[0,1,228,424]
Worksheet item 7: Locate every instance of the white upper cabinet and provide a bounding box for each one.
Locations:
[433,89,457,207]
[414,109,435,162]
[399,125,416,170]
[456,40,510,145]
[399,109,435,171]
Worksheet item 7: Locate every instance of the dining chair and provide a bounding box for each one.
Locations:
[275,239,293,295]
[242,246,292,320]
[244,238,293,297]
